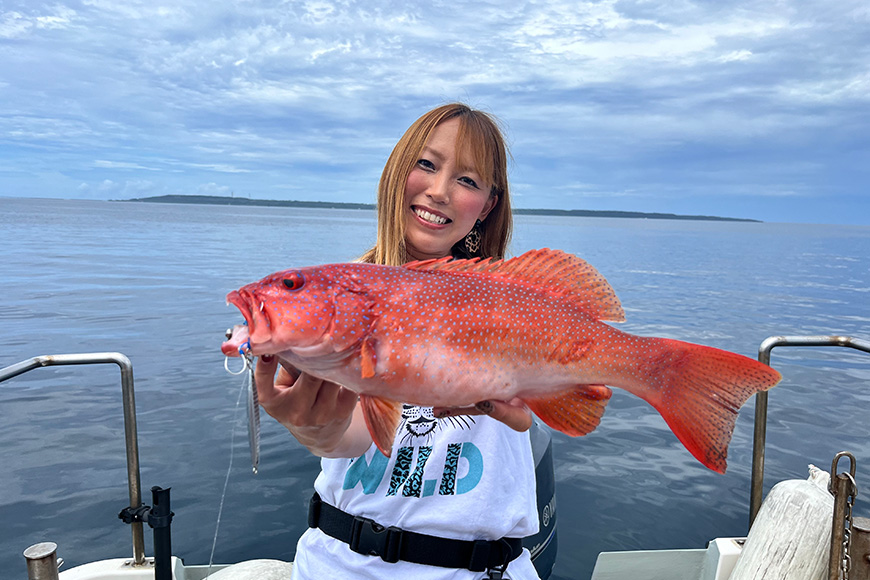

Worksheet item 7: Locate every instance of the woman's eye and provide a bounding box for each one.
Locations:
[416,159,435,170]
[459,176,480,189]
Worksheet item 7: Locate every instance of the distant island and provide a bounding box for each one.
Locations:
[124,195,760,222]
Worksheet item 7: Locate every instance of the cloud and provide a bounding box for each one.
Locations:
[0,0,867,223]
[717,50,753,63]
[196,182,231,196]
[0,115,97,143]
[94,160,161,171]
[77,178,159,197]
[0,6,76,38]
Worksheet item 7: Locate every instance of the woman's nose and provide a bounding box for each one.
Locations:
[426,174,450,203]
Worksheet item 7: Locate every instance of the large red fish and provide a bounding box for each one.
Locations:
[221,249,780,473]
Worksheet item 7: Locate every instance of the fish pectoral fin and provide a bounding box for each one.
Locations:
[359,394,401,457]
[360,338,376,379]
[546,338,594,365]
[522,384,612,436]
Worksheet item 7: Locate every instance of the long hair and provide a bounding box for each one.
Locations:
[361,103,512,266]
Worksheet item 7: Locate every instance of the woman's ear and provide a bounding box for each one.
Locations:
[478,194,498,221]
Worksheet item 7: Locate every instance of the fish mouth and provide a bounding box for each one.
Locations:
[221,322,250,357]
[223,288,272,356]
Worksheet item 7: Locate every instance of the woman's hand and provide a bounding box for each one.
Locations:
[254,355,372,457]
[433,398,533,432]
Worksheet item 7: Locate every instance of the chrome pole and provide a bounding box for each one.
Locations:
[23,542,60,580]
[0,353,146,566]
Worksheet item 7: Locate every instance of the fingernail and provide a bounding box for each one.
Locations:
[261,354,274,363]
[475,401,493,414]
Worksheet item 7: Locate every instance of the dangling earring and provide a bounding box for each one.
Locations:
[464,220,482,256]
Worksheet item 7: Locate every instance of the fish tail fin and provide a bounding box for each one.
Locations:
[634,337,781,473]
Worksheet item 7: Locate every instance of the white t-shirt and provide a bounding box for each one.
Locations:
[292,405,541,579]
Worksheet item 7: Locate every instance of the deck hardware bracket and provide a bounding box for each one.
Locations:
[118,487,174,580]
[23,542,60,580]
[830,452,858,496]
[119,504,152,525]
[828,452,860,580]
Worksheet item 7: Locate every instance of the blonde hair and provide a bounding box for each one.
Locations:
[361,103,512,266]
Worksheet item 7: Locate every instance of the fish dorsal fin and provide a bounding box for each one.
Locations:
[404,248,625,322]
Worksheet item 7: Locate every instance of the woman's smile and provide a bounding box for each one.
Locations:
[411,205,451,227]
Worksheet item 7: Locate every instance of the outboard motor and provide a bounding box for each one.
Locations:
[524,422,557,579]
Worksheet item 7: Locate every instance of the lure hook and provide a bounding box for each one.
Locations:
[224,341,253,376]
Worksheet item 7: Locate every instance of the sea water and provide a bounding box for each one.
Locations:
[1,197,868,578]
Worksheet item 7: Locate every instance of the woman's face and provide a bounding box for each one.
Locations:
[403,118,497,262]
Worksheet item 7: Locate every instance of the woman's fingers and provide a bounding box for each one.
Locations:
[253,354,280,403]
[477,399,533,432]
[335,384,360,417]
[294,374,348,423]
[433,398,533,432]
[249,356,365,457]
[254,355,356,428]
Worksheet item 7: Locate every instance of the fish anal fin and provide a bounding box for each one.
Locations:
[360,338,376,379]
[359,394,401,457]
[523,384,612,437]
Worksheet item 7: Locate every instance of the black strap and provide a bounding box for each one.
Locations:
[308,493,523,572]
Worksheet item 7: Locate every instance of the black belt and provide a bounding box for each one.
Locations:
[307,493,523,572]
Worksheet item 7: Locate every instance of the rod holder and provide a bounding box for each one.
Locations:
[150,486,174,580]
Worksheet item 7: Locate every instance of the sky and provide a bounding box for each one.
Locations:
[1,0,868,225]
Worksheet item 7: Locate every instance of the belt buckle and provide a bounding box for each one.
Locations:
[349,515,404,563]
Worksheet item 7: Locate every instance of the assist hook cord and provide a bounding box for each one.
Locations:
[224,340,252,375]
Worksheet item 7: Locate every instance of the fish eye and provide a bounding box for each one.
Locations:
[282,271,305,291]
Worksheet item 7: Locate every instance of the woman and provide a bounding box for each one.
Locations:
[255,103,541,579]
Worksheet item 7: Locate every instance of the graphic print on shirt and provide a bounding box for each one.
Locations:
[343,406,482,498]
[398,404,475,446]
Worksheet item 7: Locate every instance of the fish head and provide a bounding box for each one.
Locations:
[222,264,376,358]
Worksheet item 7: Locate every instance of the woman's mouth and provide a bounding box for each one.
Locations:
[412,206,451,225]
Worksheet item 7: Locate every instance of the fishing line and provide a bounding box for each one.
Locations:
[207,366,249,576]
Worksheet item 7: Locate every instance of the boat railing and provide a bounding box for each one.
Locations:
[0,353,146,567]
[750,335,870,526]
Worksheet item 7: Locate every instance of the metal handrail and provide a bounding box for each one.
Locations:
[0,353,146,566]
[749,335,870,527]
